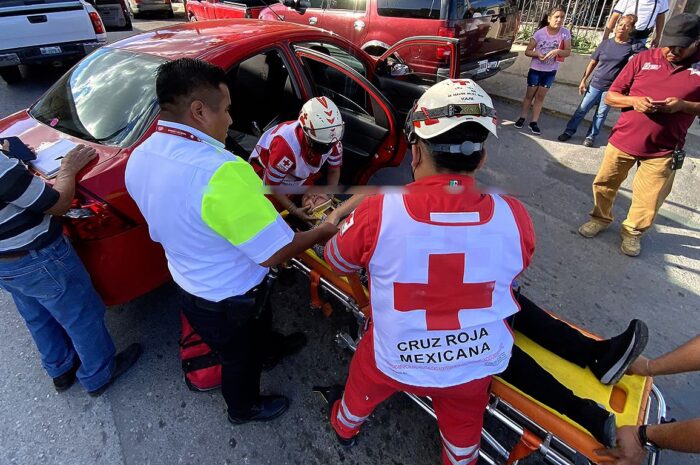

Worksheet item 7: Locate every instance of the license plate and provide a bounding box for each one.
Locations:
[477,60,488,74]
[0,53,20,66]
[40,46,62,55]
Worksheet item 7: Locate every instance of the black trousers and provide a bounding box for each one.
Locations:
[179,277,275,416]
[500,294,602,420]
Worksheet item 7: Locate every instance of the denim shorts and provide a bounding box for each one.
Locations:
[527,69,557,88]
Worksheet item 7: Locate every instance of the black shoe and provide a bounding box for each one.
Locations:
[590,320,648,385]
[557,132,572,142]
[53,356,81,392]
[88,343,142,397]
[528,122,541,135]
[262,332,307,370]
[514,117,525,128]
[583,138,594,147]
[313,385,358,447]
[227,395,289,424]
[574,399,617,447]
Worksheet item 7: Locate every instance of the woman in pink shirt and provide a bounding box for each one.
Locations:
[515,6,572,135]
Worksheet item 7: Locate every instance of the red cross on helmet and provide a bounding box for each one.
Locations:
[405,79,498,145]
[298,97,345,145]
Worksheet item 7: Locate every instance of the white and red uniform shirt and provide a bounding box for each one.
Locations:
[249,120,342,186]
[325,175,536,388]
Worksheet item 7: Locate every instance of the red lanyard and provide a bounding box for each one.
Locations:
[156,125,202,142]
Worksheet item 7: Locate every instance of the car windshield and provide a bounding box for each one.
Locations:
[30,48,164,148]
[376,0,449,19]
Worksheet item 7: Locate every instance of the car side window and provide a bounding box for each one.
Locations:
[294,41,367,76]
[306,0,325,8]
[299,55,373,119]
[326,0,360,10]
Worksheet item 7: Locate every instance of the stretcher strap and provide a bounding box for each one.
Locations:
[347,274,370,317]
[506,429,542,465]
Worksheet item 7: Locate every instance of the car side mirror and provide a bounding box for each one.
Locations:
[391,63,411,77]
[282,0,310,11]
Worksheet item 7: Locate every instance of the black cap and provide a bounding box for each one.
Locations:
[660,13,700,48]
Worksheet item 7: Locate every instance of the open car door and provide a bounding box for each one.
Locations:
[294,46,403,185]
[373,36,460,123]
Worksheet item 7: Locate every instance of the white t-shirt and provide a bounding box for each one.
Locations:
[613,0,669,31]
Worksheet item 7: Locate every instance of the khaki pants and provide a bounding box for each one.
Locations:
[590,143,675,237]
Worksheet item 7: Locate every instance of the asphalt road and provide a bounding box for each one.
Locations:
[1,15,699,465]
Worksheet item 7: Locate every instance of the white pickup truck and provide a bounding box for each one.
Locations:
[0,0,107,85]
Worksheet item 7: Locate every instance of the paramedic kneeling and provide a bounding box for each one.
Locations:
[125,59,337,424]
[249,97,344,220]
[322,79,536,464]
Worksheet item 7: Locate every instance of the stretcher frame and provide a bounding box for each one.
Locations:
[288,254,667,465]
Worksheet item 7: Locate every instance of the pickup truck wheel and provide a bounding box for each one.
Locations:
[0,66,22,85]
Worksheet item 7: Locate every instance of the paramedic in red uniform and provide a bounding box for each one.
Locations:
[321,79,535,464]
[249,97,344,219]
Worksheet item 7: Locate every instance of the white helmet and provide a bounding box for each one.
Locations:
[298,97,344,145]
[405,79,497,154]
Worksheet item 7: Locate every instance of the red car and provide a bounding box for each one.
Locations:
[260,0,520,80]
[186,0,268,20]
[0,20,460,305]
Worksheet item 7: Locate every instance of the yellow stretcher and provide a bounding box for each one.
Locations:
[284,215,666,465]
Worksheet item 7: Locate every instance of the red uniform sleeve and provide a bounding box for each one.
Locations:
[263,137,296,186]
[324,195,381,275]
[327,142,343,168]
[502,196,536,269]
[608,52,641,95]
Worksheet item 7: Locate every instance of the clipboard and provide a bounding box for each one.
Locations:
[29,139,77,178]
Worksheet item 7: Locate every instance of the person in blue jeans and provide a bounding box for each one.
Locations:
[558,14,637,147]
[0,140,141,396]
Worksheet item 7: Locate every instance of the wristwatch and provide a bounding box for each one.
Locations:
[638,425,659,451]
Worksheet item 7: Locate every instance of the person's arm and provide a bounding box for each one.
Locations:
[628,335,700,376]
[597,420,700,464]
[274,192,314,221]
[524,38,544,60]
[657,98,700,117]
[603,11,622,39]
[604,56,657,112]
[324,192,367,226]
[650,11,667,48]
[579,59,599,94]
[326,166,340,187]
[260,222,337,267]
[45,145,97,216]
[324,197,377,276]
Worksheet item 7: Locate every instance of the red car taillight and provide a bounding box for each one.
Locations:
[437,26,458,59]
[89,11,105,35]
[65,199,134,241]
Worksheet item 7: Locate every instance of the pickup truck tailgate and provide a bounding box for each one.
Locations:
[0,0,96,51]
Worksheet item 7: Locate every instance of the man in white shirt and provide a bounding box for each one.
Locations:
[126,58,337,424]
[604,0,669,50]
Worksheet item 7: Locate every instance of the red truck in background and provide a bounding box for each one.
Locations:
[260,0,520,81]
[186,0,268,20]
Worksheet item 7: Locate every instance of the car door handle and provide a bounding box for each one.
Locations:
[308,16,318,25]
[28,15,48,23]
[354,20,365,31]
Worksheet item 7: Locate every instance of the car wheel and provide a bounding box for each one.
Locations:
[0,66,22,85]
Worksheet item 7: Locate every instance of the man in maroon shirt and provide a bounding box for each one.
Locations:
[578,13,700,256]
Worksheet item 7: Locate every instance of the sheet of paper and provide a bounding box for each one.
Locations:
[30,139,77,178]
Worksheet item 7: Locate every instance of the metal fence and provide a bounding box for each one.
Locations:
[514,0,617,51]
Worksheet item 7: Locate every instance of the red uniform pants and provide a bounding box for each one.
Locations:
[331,335,491,465]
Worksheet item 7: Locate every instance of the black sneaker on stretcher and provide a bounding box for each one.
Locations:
[590,319,649,385]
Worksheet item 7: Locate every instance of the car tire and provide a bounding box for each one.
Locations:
[0,66,22,85]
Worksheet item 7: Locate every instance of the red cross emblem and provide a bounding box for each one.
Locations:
[393,253,495,331]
